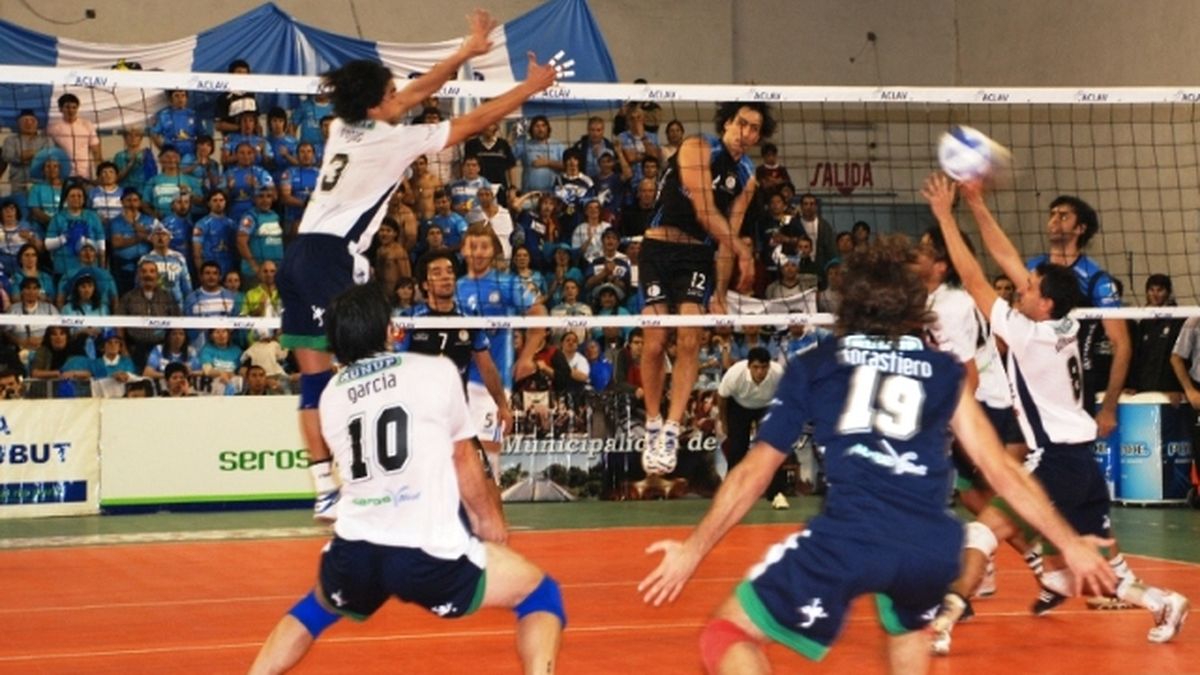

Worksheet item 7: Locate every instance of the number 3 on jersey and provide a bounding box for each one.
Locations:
[320,153,349,191]
[837,367,925,440]
[346,405,411,480]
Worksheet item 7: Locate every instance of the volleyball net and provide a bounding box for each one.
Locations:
[2,65,1199,301]
[0,65,1198,503]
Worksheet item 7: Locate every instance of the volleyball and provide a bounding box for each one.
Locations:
[937,125,1011,182]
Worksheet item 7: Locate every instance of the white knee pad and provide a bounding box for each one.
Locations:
[965,521,999,556]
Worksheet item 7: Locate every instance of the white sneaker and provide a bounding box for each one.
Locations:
[642,426,678,476]
[641,419,664,475]
[659,426,679,473]
[974,557,997,598]
[1148,591,1190,643]
[771,492,790,510]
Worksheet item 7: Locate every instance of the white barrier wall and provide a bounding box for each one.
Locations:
[0,400,101,518]
[99,397,312,508]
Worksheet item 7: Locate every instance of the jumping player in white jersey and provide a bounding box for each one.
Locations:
[916,226,1030,600]
[922,173,1189,653]
[250,284,564,674]
[277,9,558,521]
[638,235,1115,675]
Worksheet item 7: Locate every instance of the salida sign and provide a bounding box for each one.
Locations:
[808,161,874,196]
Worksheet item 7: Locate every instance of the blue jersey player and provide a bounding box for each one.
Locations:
[639,102,772,477]
[456,224,545,482]
[639,235,1115,675]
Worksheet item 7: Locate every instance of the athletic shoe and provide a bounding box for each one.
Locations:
[931,626,952,656]
[641,419,664,475]
[974,557,997,598]
[313,488,340,523]
[1085,595,1136,610]
[771,492,790,510]
[1148,591,1190,643]
[1032,586,1069,616]
[656,426,679,474]
[930,592,968,656]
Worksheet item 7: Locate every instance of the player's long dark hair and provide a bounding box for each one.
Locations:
[321,60,392,124]
[713,101,777,139]
[327,283,393,364]
[836,234,935,339]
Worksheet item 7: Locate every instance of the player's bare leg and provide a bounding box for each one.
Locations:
[886,630,931,675]
[296,347,339,521]
[481,542,564,674]
[639,304,670,473]
[514,305,547,381]
[249,613,315,675]
[932,506,1016,654]
[643,303,703,475]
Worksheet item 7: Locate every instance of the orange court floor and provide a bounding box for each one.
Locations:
[0,499,1197,674]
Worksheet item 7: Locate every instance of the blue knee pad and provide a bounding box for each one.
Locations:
[299,371,333,410]
[289,590,341,638]
[514,575,566,628]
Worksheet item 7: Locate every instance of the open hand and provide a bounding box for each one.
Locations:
[638,539,701,607]
[461,9,498,57]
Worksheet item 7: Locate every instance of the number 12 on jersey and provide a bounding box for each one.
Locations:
[837,367,925,440]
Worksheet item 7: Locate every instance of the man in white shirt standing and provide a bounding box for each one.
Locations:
[717,346,785,504]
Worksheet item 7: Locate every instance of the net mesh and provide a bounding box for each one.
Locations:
[0,67,1196,501]
[1,67,1197,302]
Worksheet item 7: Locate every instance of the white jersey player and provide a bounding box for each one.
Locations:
[251,283,564,674]
[923,172,1188,654]
[275,9,559,522]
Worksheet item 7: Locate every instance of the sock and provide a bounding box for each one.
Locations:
[1041,569,1072,596]
[1116,578,1166,613]
[663,420,680,437]
[309,459,338,494]
[646,416,663,433]
[1109,554,1134,581]
[1024,548,1044,578]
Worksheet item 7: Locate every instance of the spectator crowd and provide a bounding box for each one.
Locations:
[0,70,1185,415]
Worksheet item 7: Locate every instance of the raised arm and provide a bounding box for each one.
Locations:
[957,179,1033,292]
[921,173,999,316]
[443,53,558,149]
[397,9,499,112]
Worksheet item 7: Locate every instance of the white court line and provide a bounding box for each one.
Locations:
[0,608,1126,663]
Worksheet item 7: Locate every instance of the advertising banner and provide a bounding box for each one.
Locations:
[100,397,311,507]
[0,400,100,518]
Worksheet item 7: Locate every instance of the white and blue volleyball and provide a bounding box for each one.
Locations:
[937,125,1011,181]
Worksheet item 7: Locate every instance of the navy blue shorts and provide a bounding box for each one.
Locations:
[638,238,714,308]
[955,404,1025,490]
[279,233,357,350]
[1029,442,1111,537]
[984,403,1024,445]
[738,520,961,661]
[317,535,486,621]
